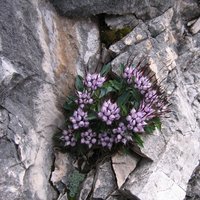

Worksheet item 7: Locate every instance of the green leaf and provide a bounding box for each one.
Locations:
[99,88,107,98]
[152,117,162,130]
[99,86,115,98]
[66,95,76,102]
[110,80,122,91]
[64,94,77,111]
[144,125,156,134]
[117,91,130,107]
[145,117,162,133]
[130,88,141,101]
[75,75,84,91]
[87,112,97,120]
[63,103,72,111]
[100,64,111,76]
[74,132,81,140]
[64,101,76,111]
[130,100,140,110]
[133,133,144,147]
[121,146,131,155]
[121,104,128,116]
[119,63,125,73]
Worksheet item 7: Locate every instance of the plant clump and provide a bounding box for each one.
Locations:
[56,58,169,158]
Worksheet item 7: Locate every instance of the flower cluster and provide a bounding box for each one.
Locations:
[84,73,106,90]
[98,100,120,125]
[139,101,155,120]
[122,66,135,84]
[144,90,158,103]
[59,58,169,153]
[113,122,126,134]
[133,68,152,94]
[81,129,97,148]
[98,132,114,149]
[75,91,93,108]
[123,66,152,94]
[126,108,147,132]
[70,108,89,129]
[113,123,129,144]
[62,128,77,147]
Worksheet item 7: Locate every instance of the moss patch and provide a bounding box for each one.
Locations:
[99,14,132,48]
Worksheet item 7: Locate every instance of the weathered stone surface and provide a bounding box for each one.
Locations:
[0,138,25,200]
[0,109,9,137]
[180,0,200,21]
[109,23,149,54]
[1,0,200,199]
[75,18,100,75]
[130,129,168,161]
[112,152,140,188]
[148,8,174,37]
[106,190,130,200]
[93,161,117,199]
[108,7,200,199]
[190,17,200,34]
[185,163,200,200]
[78,170,95,200]
[0,0,99,199]
[57,193,68,200]
[105,15,139,30]
[51,152,74,193]
[50,0,175,20]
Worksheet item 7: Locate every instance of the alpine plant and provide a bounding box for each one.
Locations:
[60,58,169,152]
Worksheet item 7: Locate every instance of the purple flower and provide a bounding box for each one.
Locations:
[61,128,77,147]
[126,108,147,132]
[98,132,114,150]
[123,66,135,84]
[113,122,131,144]
[139,101,155,120]
[144,90,158,103]
[113,122,127,134]
[133,69,152,94]
[98,99,120,125]
[123,66,151,94]
[155,101,168,114]
[84,73,106,90]
[81,129,97,148]
[70,108,89,129]
[75,90,93,108]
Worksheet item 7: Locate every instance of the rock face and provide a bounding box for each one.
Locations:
[50,0,200,21]
[185,163,200,200]
[1,0,200,200]
[50,0,173,19]
[93,161,117,199]
[112,152,140,188]
[108,8,200,200]
[0,0,99,199]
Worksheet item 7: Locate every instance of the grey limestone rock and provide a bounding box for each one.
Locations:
[50,0,175,20]
[190,17,200,35]
[0,0,100,199]
[105,15,139,30]
[107,7,200,200]
[1,0,200,199]
[51,152,74,193]
[93,161,117,199]
[185,163,200,200]
[111,152,140,188]
[78,170,95,200]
